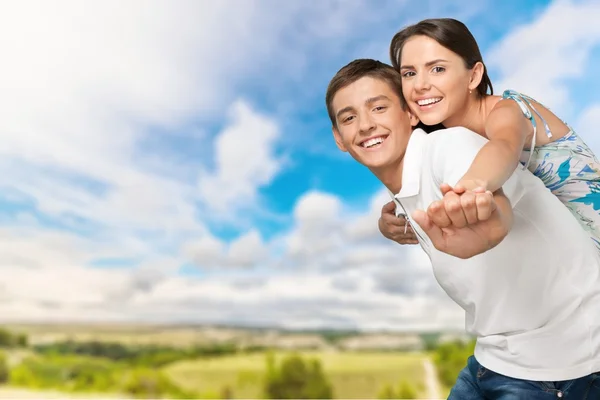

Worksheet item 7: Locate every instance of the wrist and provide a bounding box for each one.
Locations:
[458,178,489,191]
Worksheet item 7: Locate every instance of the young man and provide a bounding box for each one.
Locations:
[325,58,600,399]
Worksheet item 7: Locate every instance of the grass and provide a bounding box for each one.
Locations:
[0,387,127,399]
[163,350,428,399]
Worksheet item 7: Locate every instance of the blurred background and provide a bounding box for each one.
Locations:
[0,0,598,398]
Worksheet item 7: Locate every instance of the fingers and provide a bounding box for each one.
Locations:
[378,214,419,244]
[444,182,466,195]
[412,209,443,245]
[442,191,468,228]
[381,201,396,215]
[460,191,478,225]
[456,190,496,223]
[436,185,496,226]
[380,208,407,227]
[440,183,454,196]
[427,200,452,228]
[440,184,468,227]
[474,190,496,221]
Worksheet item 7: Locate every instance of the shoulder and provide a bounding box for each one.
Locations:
[489,96,527,119]
[427,126,489,153]
[421,127,489,184]
[486,93,533,136]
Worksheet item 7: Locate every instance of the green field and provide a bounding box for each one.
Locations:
[164,351,428,399]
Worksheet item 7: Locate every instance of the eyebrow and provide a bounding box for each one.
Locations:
[335,95,391,120]
[400,58,449,70]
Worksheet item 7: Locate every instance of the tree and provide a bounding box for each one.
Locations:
[0,330,12,347]
[16,333,28,347]
[378,381,418,399]
[122,368,193,399]
[397,381,418,399]
[264,353,333,399]
[0,352,8,383]
[434,339,476,387]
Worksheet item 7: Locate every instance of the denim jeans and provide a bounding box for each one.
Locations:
[448,355,600,399]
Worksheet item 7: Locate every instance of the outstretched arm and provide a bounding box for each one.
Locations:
[455,101,532,193]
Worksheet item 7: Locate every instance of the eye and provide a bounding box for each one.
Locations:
[401,71,415,78]
[342,115,355,123]
[431,66,445,73]
[373,106,387,112]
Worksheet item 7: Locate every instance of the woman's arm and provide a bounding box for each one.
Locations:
[455,101,533,193]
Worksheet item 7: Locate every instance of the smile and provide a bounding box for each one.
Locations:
[360,135,388,148]
[417,97,442,106]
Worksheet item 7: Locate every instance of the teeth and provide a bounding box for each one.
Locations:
[417,97,442,106]
[362,137,384,148]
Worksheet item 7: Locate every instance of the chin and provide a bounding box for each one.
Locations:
[410,105,447,127]
[363,156,398,170]
[418,115,446,127]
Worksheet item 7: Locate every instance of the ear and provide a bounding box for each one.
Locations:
[468,61,485,92]
[332,126,348,152]
[408,111,420,127]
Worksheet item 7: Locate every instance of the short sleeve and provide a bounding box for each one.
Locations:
[430,127,489,187]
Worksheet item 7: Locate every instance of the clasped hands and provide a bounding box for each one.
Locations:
[380,183,504,258]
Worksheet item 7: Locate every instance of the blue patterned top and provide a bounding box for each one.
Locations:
[503,89,600,251]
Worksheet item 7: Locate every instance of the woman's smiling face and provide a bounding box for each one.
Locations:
[399,34,479,126]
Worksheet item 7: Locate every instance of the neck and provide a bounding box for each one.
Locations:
[444,94,490,134]
[369,157,404,196]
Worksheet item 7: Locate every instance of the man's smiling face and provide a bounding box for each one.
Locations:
[332,76,417,172]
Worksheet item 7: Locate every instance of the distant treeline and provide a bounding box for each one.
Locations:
[33,340,242,367]
[8,353,196,398]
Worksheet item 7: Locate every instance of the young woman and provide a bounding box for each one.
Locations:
[379,18,600,251]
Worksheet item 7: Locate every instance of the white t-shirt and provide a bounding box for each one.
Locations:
[390,127,600,381]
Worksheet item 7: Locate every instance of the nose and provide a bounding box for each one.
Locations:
[414,72,431,92]
[358,111,376,134]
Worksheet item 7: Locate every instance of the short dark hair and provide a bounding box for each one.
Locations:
[389,18,493,98]
[325,59,405,128]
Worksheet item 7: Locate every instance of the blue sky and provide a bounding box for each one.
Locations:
[1,0,600,331]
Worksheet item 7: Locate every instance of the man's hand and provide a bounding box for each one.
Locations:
[378,201,419,245]
[411,189,512,259]
[437,183,495,228]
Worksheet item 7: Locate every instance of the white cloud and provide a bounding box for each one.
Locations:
[294,192,342,230]
[182,229,269,269]
[575,104,600,154]
[0,0,275,240]
[285,192,345,266]
[1,0,384,238]
[487,0,600,114]
[182,235,226,267]
[345,189,392,241]
[0,0,400,261]
[227,230,268,267]
[0,188,462,331]
[197,101,282,215]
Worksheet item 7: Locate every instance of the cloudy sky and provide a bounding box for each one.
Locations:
[1,0,599,332]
